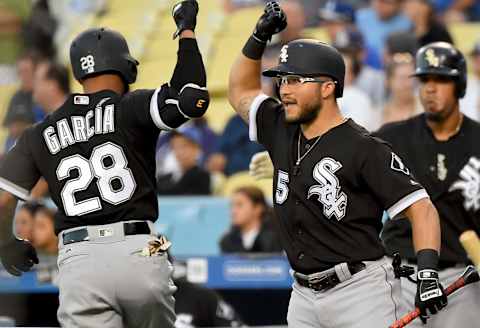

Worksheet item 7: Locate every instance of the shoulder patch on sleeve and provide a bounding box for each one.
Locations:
[390,152,410,175]
[74,95,89,105]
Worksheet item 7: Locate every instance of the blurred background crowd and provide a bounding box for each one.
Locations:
[0,0,480,327]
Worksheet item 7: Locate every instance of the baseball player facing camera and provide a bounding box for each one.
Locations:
[0,1,209,327]
[376,42,480,327]
[229,2,446,327]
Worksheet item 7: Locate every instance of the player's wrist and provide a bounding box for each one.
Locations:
[179,30,195,39]
[242,35,267,60]
[417,248,439,271]
[178,36,199,51]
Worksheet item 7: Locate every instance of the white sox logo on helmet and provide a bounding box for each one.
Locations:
[280,45,289,63]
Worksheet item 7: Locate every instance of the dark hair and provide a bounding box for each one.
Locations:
[341,50,362,79]
[233,186,270,219]
[17,50,44,67]
[19,201,44,217]
[43,61,71,94]
[385,53,414,80]
[35,206,56,223]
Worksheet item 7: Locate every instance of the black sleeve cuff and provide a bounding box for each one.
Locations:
[178,38,200,52]
[417,249,439,271]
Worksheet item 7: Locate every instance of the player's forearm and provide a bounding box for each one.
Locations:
[0,193,17,244]
[405,198,441,253]
[228,53,262,110]
[170,37,206,91]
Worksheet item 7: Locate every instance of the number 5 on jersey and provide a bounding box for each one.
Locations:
[57,142,136,216]
[276,170,289,204]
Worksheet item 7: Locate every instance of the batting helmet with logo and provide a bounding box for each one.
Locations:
[70,28,139,84]
[412,42,467,98]
[262,39,345,98]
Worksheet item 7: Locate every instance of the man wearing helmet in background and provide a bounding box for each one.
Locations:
[376,42,480,327]
[0,0,209,327]
[229,2,446,327]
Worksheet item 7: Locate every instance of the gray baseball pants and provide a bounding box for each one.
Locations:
[56,221,176,328]
[400,264,480,327]
[287,257,405,328]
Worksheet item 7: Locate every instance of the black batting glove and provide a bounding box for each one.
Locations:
[415,269,448,324]
[253,1,287,43]
[172,0,199,39]
[0,238,39,276]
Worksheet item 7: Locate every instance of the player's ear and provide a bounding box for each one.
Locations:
[321,81,335,99]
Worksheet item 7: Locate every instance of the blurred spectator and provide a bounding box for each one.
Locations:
[22,0,56,59]
[382,54,420,124]
[32,206,57,256]
[33,60,70,115]
[403,0,453,47]
[2,90,35,152]
[0,0,30,84]
[333,28,386,108]
[32,205,58,284]
[220,186,282,253]
[436,0,480,22]
[356,0,411,69]
[207,115,264,176]
[264,0,306,58]
[461,41,480,121]
[319,0,356,41]
[384,31,419,66]
[14,201,42,242]
[157,129,211,195]
[2,52,45,152]
[337,50,380,131]
[155,120,217,185]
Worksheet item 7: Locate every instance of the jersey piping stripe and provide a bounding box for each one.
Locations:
[179,83,207,93]
[248,94,269,142]
[387,188,429,219]
[150,87,174,131]
[168,98,191,119]
[0,176,31,201]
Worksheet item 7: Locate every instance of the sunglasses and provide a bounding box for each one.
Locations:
[273,75,335,88]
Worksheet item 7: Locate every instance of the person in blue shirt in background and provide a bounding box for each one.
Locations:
[207,115,264,176]
[356,0,411,69]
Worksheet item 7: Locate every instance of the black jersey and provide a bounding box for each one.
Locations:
[174,279,244,327]
[0,88,177,234]
[375,114,480,264]
[249,95,427,274]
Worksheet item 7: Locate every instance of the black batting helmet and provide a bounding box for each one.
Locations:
[263,39,345,98]
[70,27,139,84]
[413,42,467,98]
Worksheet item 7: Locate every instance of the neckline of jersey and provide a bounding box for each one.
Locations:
[421,113,467,143]
[299,117,352,143]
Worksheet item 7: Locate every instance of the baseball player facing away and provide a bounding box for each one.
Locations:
[0,1,209,327]
[376,42,480,327]
[229,2,447,327]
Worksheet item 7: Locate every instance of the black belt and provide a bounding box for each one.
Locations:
[62,222,151,245]
[294,262,366,292]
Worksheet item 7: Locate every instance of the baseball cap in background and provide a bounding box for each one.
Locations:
[319,0,356,23]
[386,32,419,57]
[470,40,480,56]
[2,91,35,126]
[170,125,203,147]
[333,28,364,52]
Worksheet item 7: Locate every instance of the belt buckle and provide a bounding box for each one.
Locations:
[307,274,331,291]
